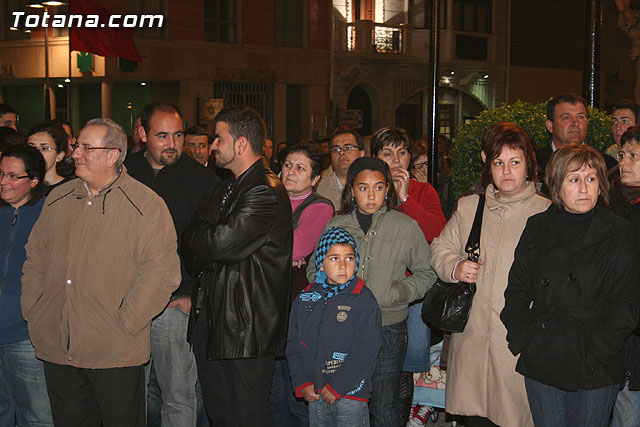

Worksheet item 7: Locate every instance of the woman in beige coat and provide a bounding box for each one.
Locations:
[430,122,550,426]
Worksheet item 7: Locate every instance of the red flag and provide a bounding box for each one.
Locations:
[70,0,143,62]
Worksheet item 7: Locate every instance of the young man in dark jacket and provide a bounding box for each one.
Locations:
[182,106,292,426]
[287,226,382,426]
[126,102,219,426]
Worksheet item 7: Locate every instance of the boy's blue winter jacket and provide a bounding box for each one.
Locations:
[286,277,382,401]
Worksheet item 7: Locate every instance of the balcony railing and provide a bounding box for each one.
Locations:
[346,21,409,54]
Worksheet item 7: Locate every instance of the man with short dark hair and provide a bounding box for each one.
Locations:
[316,126,365,210]
[183,106,292,426]
[0,104,17,131]
[185,126,211,166]
[263,137,274,162]
[538,92,616,182]
[126,102,219,426]
[608,100,640,160]
[22,118,180,426]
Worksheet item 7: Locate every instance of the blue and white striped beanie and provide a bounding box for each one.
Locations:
[314,226,360,287]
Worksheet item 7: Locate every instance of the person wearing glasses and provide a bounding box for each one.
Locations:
[410,136,456,219]
[316,126,365,211]
[21,118,180,426]
[26,122,72,193]
[0,145,53,426]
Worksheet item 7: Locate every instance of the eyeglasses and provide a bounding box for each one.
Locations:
[71,144,121,153]
[330,144,358,154]
[0,170,30,181]
[28,144,55,152]
[412,160,428,170]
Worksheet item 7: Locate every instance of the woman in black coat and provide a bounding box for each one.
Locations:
[501,144,640,427]
[610,126,640,427]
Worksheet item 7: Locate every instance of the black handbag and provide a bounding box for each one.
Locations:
[422,194,485,333]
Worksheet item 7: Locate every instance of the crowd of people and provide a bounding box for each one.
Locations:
[1,91,640,427]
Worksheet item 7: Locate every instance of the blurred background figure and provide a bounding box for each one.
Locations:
[608,100,640,161]
[410,135,455,219]
[26,122,70,193]
[0,104,18,131]
[185,126,211,166]
[0,127,23,156]
[49,119,76,179]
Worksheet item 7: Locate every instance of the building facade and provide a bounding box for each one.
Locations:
[331,0,509,140]
[0,0,331,143]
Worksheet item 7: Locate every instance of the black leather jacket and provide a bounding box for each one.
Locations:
[183,158,293,359]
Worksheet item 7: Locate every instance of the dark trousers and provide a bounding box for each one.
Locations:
[43,362,145,427]
[193,315,275,427]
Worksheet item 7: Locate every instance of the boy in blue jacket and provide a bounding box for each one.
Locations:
[286,226,382,426]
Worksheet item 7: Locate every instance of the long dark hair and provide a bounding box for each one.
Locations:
[339,157,398,215]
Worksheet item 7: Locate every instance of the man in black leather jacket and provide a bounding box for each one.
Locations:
[182,106,292,426]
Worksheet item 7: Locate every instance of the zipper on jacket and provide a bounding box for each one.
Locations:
[0,208,19,301]
[313,296,330,391]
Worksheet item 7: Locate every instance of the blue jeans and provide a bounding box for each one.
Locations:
[270,358,309,426]
[309,398,370,427]
[147,305,198,427]
[611,380,640,427]
[402,302,430,372]
[370,320,407,427]
[524,376,619,427]
[0,339,53,427]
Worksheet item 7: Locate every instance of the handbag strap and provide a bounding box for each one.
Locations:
[464,194,485,261]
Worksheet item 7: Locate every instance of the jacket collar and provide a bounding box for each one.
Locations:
[543,204,614,248]
[346,206,390,236]
[72,166,126,199]
[485,182,537,211]
[233,157,269,187]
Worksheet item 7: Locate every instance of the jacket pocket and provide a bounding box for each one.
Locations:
[226,266,249,330]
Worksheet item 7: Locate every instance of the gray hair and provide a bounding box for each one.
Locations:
[84,118,127,167]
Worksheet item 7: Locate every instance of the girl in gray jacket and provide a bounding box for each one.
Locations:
[307,157,437,427]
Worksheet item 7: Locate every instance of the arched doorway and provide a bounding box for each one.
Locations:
[394,86,487,141]
[347,85,372,136]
